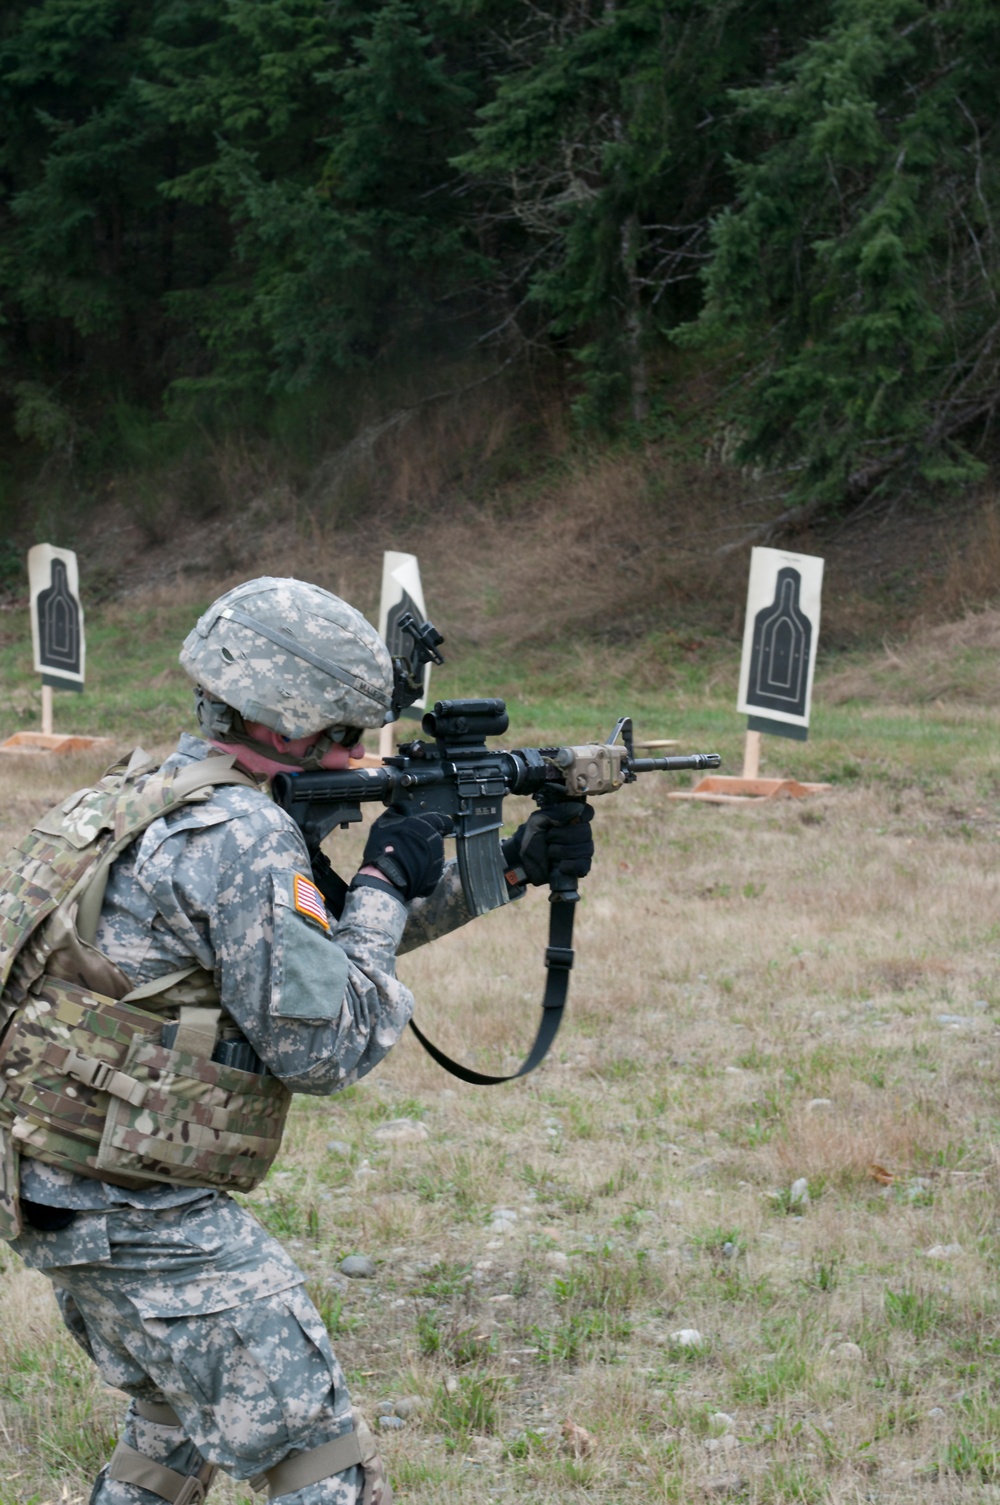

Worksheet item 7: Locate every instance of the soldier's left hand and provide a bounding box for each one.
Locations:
[502,802,595,887]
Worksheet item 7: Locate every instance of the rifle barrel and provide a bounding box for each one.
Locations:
[630,752,721,773]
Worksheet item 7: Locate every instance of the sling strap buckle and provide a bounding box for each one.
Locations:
[42,1042,147,1107]
[543,945,574,973]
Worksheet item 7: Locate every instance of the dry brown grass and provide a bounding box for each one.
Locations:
[56,375,781,658]
[938,497,1000,617]
[2,743,1000,1501]
[40,376,1000,704]
[821,602,1000,706]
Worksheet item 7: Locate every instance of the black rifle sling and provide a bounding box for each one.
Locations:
[310,851,351,919]
[310,849,574,1084]
[408,898,575,1085]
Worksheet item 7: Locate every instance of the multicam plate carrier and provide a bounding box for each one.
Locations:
[0,750,292,1239]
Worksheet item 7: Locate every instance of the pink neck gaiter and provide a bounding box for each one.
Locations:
[211,722,364,781]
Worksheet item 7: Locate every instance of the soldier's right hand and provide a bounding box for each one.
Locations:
[361,811,453,900]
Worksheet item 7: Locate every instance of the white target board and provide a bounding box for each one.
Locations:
[736,547,823,741]
[28,544,85,692]
[378,551,432,717]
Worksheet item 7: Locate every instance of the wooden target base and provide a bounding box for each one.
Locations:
[668,730,831,804]
[668,774,832,804]
[0,731,114,756]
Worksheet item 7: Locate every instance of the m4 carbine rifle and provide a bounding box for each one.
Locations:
[271,617,720,1084]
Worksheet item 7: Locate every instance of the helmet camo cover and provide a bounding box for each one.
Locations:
[179,577,393,739]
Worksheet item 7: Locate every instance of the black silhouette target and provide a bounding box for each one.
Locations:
[29,547,85,691]
[38,558,81,679]
[738,549,823,742]
[748,567,811,717]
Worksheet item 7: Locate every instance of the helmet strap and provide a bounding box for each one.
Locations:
[193,690,339,770]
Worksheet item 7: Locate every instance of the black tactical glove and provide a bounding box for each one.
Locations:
[501,802,595,888]
[362,811,453,901]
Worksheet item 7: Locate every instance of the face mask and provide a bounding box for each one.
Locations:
[213,721,365,779]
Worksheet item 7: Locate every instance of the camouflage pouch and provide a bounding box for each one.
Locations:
[0,975,290,1194]
[0,748,279,1201]
[0,1120,22,1240]
[352,1408,394,1505]
[95,1036,291,1194]
[0,975,161,1181]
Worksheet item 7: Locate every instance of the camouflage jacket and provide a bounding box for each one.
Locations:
[21,734,472,1210]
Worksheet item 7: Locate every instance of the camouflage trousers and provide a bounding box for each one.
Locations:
[10,1193,361,1504]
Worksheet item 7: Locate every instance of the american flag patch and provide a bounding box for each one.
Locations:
[293,874,330,930]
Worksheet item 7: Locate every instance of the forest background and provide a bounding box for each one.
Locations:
[0,0,999,576]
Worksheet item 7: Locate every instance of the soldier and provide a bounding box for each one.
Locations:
[0,577,594,1505]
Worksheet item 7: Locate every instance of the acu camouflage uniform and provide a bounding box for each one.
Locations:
[6,733,471,1504]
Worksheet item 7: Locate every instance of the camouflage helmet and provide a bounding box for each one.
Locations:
[179,577,393,738]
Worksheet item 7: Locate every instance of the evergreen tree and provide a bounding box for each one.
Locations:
[1,0,996,516]
[687,0,1000,509]
[138,0,526,399]
[0,0,497,427]
[168,0,482,390]
[0,0,182,410]
[457,0,826,427]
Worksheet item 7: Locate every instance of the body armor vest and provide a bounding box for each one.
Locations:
[0,750,293,1239]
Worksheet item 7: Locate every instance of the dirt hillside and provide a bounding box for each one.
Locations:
[8,393,999,669]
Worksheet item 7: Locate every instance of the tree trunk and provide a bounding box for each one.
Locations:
[621,212,649,425]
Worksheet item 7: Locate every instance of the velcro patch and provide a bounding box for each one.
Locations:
[293,873,330,930]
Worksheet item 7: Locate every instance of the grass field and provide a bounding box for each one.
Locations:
[0,597,998,1503]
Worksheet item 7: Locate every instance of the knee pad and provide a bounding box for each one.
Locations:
[107,1442,217,1505]
[257,1409,391,1504]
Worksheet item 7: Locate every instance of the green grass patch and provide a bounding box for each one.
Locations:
[432,1371,507,1445]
